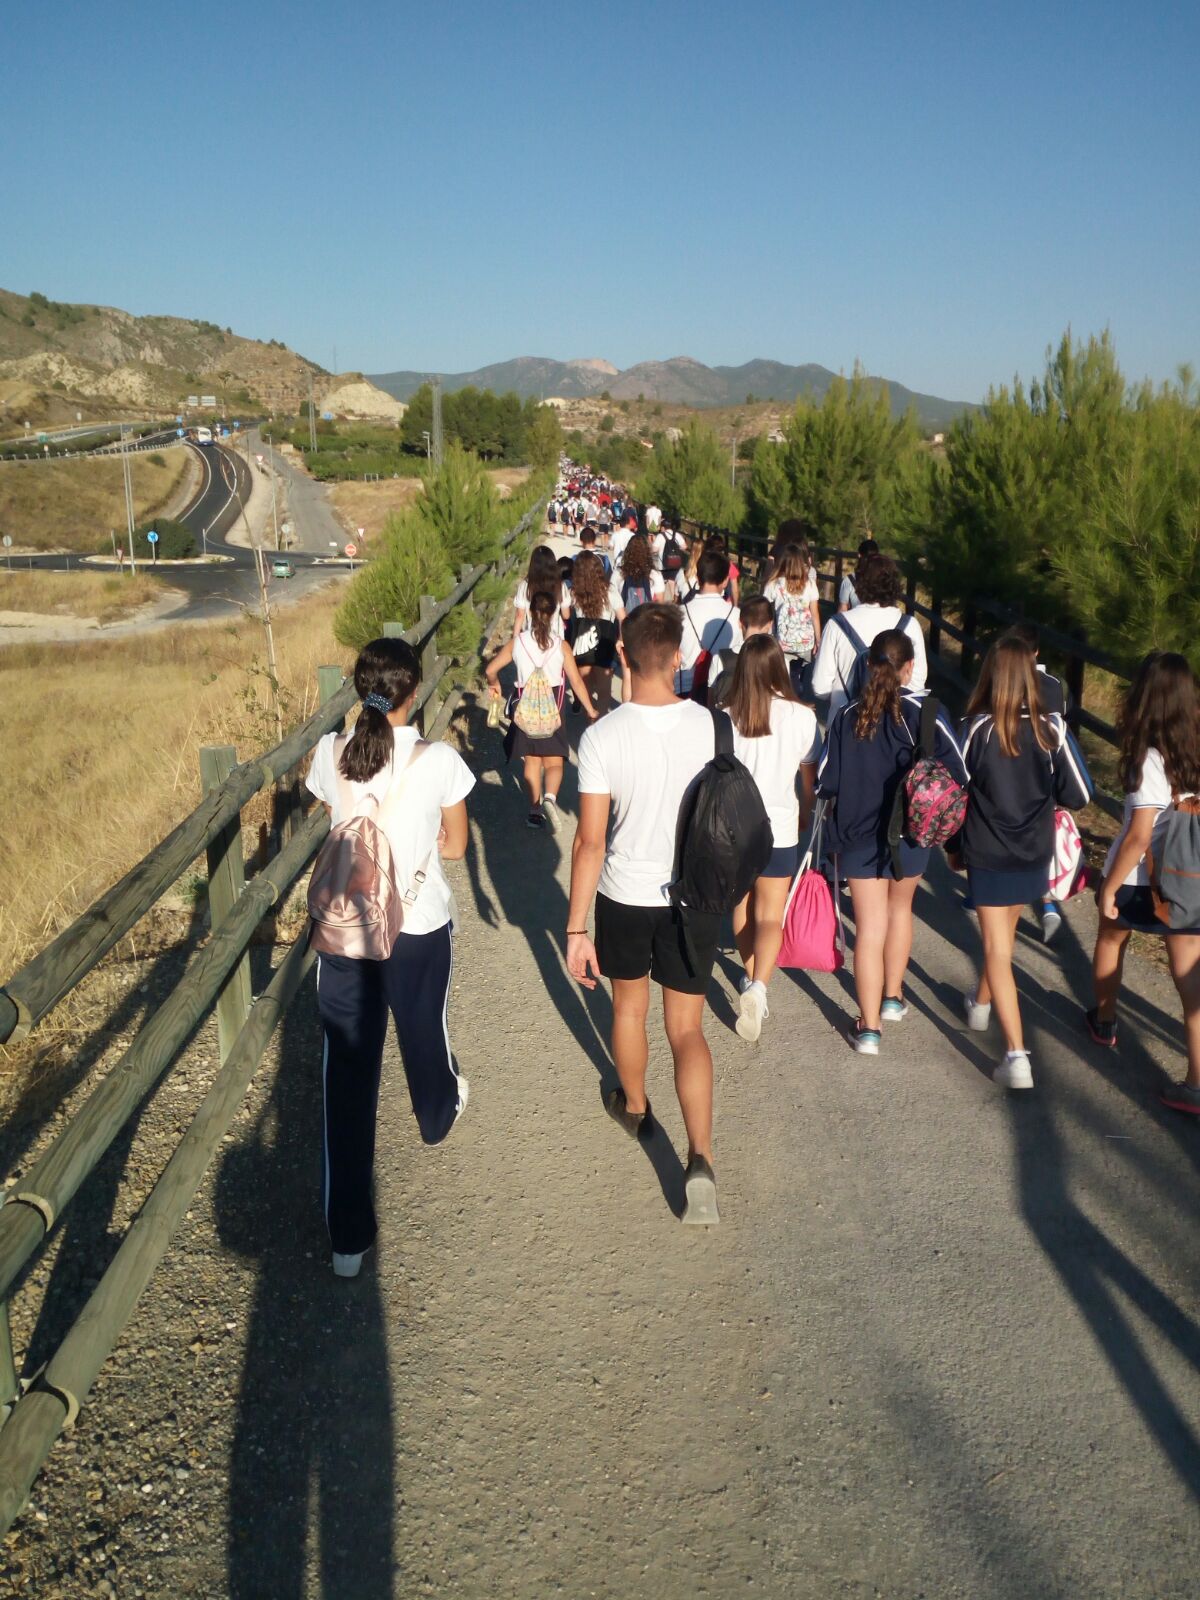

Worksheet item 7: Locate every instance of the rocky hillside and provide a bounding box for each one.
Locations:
[370,353,974,428]
[0,289,326,426]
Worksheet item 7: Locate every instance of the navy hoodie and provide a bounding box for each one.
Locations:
[957,713,1092,870]
[817,691,967,860]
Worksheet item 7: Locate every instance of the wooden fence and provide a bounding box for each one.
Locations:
[681,519,1127,821]
[0,501,544,1534]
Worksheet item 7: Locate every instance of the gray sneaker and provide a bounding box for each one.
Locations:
[1159,1081,1200,1116]
[681,1155,720,1225]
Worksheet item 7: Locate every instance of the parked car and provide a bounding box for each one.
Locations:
[272,560,295,579]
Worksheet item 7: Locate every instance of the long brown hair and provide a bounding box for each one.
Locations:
[1118,651,1200,795]
[966,636,1051,756]
[854,628,913,740]
[726,634,796,738]
[774,542,813,595]
[525,544,561,604]
[527,589,557,653]
[619,533,653,587]
[571,550,610,619]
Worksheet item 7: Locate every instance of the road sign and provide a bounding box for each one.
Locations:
[357,526,365,537]
[2,535,12,548]
[187,395,199,407]
[37,432,47,443]
[177,428,184,438]
[233,421,241,430]
[322,411,334,421]
[146,530,159,544]
[176,415,183,424]
[281,521,293,535]
[255,453,264,464]
[344,543,357,558]
[200,395,217,407]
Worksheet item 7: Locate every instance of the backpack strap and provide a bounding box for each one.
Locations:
[830,611,868,692]
[917,694,939,758]
[709,705,734,759]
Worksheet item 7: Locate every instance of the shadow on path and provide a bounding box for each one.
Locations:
[216,970,396,1599]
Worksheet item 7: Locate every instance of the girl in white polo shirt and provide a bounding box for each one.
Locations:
[725,636,822,1040]
[306,636,475,1278]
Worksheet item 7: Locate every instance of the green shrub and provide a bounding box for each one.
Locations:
[127,518,196,559]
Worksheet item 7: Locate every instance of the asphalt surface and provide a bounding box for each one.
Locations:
[7,440,348,623]
[3,599,1198,1596]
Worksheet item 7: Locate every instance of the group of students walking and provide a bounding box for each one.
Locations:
[302,463,1200,1269]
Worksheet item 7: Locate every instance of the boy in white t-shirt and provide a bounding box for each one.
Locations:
[568,603,723,1224]
[678,550,742,698]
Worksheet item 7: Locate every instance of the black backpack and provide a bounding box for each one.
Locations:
[670,709,775,923]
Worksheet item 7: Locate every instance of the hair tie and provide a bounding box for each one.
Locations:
[363,692,392,715]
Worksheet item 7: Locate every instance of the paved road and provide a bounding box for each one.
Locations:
[8,442,348,624]
[5,639,1198,1596]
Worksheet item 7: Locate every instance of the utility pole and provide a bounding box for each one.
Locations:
[308,370,317,452]
[730,432,737,487]
[121,422,137,573]
[431,375,444,467]
[265,432,281,550]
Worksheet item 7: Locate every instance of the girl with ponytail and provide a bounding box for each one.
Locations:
[817,629,967,1056]
[305,637,477,1278]
[486,589,597,831]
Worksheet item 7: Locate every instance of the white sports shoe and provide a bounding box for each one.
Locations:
[963,992,992,1032]
[993,1050,1034,1090]
[332,1252,364,1279]
[542,794,562,834]
[735,980,769,1042]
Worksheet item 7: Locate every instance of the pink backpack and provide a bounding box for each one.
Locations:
[1048,806,1083,902]
[308,736,433,960]
[888,697,967,874]
[778,803,845,972]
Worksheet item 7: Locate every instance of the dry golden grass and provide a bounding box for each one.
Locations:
[329,465,533,537]
[0,448,194,553]
[328,475,424,537]
[0,583,351,1085]
[0,570,167,625]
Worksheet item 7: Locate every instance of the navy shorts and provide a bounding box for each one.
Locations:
[762,843,800,879]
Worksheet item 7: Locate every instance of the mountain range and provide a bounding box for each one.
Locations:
[368,355,973,427]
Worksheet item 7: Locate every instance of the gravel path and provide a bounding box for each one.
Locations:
[2,676,1198,1596]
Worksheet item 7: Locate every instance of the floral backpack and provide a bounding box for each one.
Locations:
[887,696,968,874]
[773,582,816,659]
[513,641,564,738]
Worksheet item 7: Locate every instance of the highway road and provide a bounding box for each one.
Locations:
[7,441,350,624]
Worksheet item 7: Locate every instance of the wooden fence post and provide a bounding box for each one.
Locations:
[929,596,943,658]
[961,605,977,680]
[317,665,345,715]
[905,566,917,614]
[1065,654,1086,733]
[417,595,443,732]
[0,1303,17,1416]
[199,746,252,1064]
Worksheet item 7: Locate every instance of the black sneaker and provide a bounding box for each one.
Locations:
[681,1154,720,1226]
[1085,1007,1118,1048]
[526,809,545,829]
[604,1087,652,1139]
[569,696,585,716]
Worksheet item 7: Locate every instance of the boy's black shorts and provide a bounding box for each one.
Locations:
[594,893,721,996]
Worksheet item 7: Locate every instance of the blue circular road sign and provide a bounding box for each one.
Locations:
[147,530,159,544]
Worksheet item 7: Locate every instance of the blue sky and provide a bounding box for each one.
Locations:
[2,0,1196,401]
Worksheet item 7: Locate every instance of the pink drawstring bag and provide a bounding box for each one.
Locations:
[778,801,845,972]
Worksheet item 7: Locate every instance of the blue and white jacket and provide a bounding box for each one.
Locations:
[956,712,1092,871]
[817,690,967,861]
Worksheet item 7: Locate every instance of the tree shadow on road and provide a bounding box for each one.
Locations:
[215,970,396,1599]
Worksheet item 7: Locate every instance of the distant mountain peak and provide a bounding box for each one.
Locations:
[366,353,975,428]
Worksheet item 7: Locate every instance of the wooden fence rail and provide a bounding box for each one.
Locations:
[0,499,544,1535]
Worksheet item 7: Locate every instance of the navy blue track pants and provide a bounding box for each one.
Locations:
[316,924,460,1255]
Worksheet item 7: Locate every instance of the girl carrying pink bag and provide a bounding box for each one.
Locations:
[778,800,844,972]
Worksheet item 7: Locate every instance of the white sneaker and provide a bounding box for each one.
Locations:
[963,992,992,1032]
[449,1074,470,1131]
[993,1050,1034,1090]
[332,1252,364,1279]
[735,980,769,1042]
[542,794,562,834]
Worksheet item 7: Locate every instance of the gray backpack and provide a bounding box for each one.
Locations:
[1150,798,1200,930]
